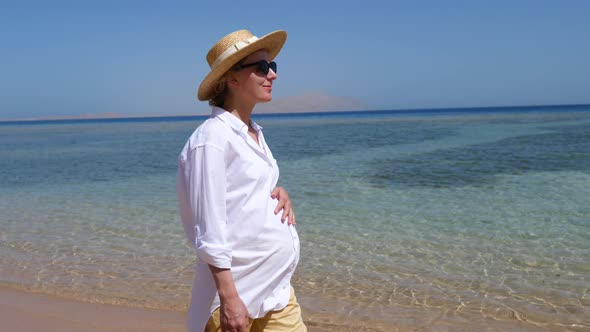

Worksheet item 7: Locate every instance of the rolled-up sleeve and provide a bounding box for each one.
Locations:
[177,142,231,269]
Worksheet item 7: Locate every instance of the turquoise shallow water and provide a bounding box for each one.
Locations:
[1,106,589,331]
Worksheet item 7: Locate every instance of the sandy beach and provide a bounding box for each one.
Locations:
[0,286,339,332]
[0,286,186,332]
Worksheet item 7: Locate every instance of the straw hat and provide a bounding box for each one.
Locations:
[197,29,287,101]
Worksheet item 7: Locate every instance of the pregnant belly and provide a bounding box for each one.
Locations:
[231,200,300,271]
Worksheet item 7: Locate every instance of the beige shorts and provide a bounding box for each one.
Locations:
[205,287,307,332]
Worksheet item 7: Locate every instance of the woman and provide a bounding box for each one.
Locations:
[177,29,306,332]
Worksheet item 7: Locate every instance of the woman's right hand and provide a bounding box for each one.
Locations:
[209,265,250,332]
[220,295,249,332]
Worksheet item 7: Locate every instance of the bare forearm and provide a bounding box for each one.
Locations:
[208,265,249,331]
[208,265,240,300]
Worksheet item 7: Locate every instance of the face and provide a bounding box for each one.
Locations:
[229,49,277,104]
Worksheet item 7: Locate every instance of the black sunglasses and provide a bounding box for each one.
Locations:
[234,60,277,75]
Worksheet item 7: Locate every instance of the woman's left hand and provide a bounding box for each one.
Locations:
[271,186,296,225]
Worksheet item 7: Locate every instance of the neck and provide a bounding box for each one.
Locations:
[223,97,256,126]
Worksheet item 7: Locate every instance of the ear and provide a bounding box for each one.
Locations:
[226,73,240,89]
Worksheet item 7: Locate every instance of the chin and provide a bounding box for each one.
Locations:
[258,96,273,103]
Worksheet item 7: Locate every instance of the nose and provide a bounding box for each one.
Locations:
[267,68,277,80]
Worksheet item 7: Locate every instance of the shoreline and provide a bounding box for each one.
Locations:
[0,285,363,332]
[0,285,185,332]
[1,276,586,332]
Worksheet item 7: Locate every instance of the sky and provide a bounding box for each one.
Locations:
[1,1,589,119]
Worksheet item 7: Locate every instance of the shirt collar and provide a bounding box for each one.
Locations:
[212,106,263,132]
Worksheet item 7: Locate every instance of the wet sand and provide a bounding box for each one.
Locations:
[0,286,332,332]
[0,286,185,331]
[3,285,585,332]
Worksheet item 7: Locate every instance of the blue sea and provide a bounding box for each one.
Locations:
[1,105,589,331]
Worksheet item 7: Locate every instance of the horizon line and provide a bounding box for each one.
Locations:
[1,102,589,124]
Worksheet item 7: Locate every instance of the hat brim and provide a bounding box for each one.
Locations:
[197,30,287,101]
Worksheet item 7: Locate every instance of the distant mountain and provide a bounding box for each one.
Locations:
[255,92,366,113]
[2,92,367,122]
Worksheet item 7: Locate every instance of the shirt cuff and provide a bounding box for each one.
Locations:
[195,240,232,269]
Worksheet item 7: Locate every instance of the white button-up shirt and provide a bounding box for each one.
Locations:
[177,107,300,332]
